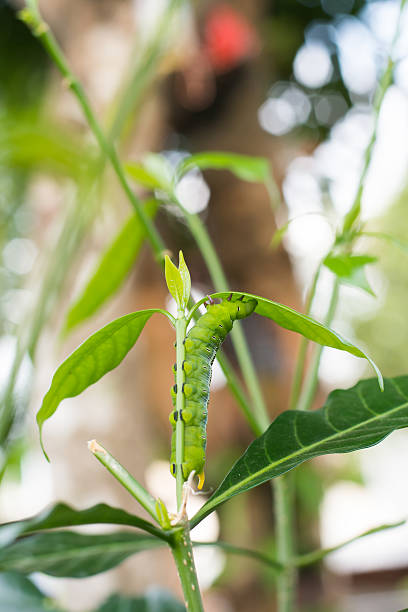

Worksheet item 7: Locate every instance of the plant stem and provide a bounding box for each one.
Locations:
[88,440,159,523]
[274,475,295,612]
[297,278,340,412]
[276,266,325,612]
[175,313,187,510]
[193,540,283,572]
[294,520,405,567]
[107,0,182,143]
[174,204,270,431]
[265,173,283,212]
[171,523,204,612]
[216,351,262,436]
[342,0,406,233]
[20,1,166,266]
[288,263,321,411]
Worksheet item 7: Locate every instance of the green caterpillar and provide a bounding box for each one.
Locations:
[169,294,257,489]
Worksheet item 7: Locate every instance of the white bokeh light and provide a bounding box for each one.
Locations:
[175,172,210,214]
[283,157,323,215]
[258,97,298,136]
[321,430,408,575]
[335,17,377,95]
[293,42,333,89]
[3,238,38,276]
[284,215,334,260]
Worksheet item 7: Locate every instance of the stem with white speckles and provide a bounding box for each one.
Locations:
[171,522,204,612]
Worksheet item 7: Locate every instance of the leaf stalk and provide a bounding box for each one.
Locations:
[88,440,159,524]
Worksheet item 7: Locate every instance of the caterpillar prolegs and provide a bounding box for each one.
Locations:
[169,294,257,489]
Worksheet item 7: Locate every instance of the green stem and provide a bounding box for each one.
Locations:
[175,313,187,510]
[171,523,204,612]
[20,1,166,266]
[342,0,406,233]
[175,205,269,431]
[264,174,282,212]
[294,520,405,567]
[216,351,262,437]
[297,278,340,413]
[193,540,282,572]
[107,0,182,143]
[274,475,295,612]
[88,440,159,524]
[288,263,321,411]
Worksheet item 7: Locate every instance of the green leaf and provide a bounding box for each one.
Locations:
[176,152,270,183]
[1,113,93,178]
[204,292,382,387]
[126,154,173,192]
[0,531,164,578]
[64,200,158,334]
[178,251,191,309]
[142,154,173,191]
[0,502,168,548]
[165,255,184,310]
[0,572,61,612]
[95,589,185,612]
[37,309,166,458]
[125,162,165,190]
[323,254,377,295]
[191,376,408,527]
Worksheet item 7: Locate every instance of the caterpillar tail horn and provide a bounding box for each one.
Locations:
[197,470,205,490]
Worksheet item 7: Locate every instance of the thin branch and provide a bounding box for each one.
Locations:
[295,520,405,567]
[193,540,283,573]
[88,440,159,524]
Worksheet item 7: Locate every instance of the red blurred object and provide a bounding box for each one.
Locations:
[204,4,258,73]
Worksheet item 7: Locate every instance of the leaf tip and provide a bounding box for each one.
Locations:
[39,427,50,463]
[369,358,384,391]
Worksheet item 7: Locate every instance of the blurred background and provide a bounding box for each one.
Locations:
[1,0,408,610]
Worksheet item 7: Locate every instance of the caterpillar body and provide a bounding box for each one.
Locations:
[169,294,257,489]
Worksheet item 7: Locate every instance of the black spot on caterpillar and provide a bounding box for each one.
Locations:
[169,294,257,488]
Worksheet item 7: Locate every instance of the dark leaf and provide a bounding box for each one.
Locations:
[95,588,185,612]
[191,376,408,526]
[0,572,61,612]
[0,502,167,548]
[0,531,164,578]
